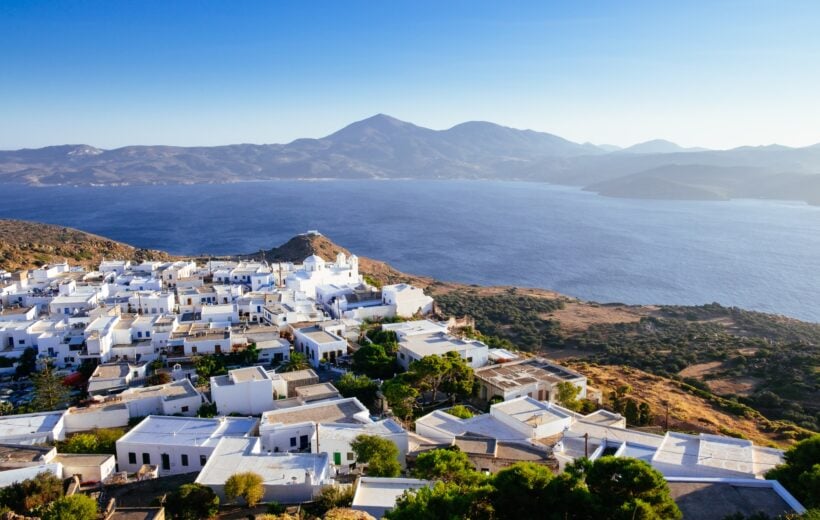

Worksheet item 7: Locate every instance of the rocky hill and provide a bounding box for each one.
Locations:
[0,219,174,271]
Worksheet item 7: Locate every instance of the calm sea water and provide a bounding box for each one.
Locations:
[2,181,818,322]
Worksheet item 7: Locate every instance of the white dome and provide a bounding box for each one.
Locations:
[303,254,325,265]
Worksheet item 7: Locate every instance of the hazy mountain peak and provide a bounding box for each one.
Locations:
[620,139,700,154]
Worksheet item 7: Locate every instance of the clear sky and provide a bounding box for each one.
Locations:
[1,0,819,150]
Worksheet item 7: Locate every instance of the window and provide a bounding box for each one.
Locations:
[137,331,142,338]
[399,353,405,359]
[467,357,473,363]
[191,346,197,354]
[347,452,355,461]
[142,453,151,464]
[161,453,170,470]
[290,437,297,447]
[128,452,136,464]
[18,339,24,345]
[146,331,150,337]
[181,454,188,466]
[181,406,189,413]
[200,455,207,466]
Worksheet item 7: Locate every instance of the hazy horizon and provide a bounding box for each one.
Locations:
[2,1,820,150]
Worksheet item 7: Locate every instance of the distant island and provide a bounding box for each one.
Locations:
[1,114,819,205]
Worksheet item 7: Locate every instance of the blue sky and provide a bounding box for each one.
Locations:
[1,1,819,149]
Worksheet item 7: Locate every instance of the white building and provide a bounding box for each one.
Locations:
[475,358,587,402]
[259,397,408,469]
[87,362,147,395]
[286,252,361,300]
[383,320,488,370]
[293,324,347,367]
[127,291,175,316]
[195,437,331,504]
[0,411,67,444]
[352,477,432,519]
[158,261,196,289]
[115,415,258,476]
[211,366,278,415]
[64,378,206,433]
[381,284,434,318]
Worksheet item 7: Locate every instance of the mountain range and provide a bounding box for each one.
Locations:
[2,114,819,204]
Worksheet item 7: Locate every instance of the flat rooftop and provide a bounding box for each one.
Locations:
[669,480,799,520]
[382,320,448,337]
[120,416,257,448]
[476,358,584,390]
[274,369,319,383]
[295,382,340,400]
[492,397,574,427]
[118,379,200,402]
[0,443,53,466]
[400,333,486,358]
[263,398,368,425]
[352,477,431,517]
[297,325,344,344]
[91,362,142,380]
[196,437,327,488]
[0,411,64,440]
[229,366,269,384]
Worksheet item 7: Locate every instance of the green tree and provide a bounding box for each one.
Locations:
[15,347,37,377]
[386,481,493,520]
[585,456,681,520]
[491,462,554,517]
[624,399,641,426]
[165,483,220,520]
[351,435,401,477]
[766,434,820,508]
[440,351,475,401]
[41,494,98,520]
[411,355,451,403]
[193,355,226,380]
[336,373,379,409]
[383,377,418,421]
[413,448,476,483]
[61,428,123,454]
[555,381,582,412]
[32,362,69,411]
[0,471,63,514]
[224,471,264,507]
[197,401,218,418]
[353,344,395,379]
[638,402,653,426]
[281,352,309,372]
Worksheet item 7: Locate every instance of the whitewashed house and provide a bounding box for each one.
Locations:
[195,437,331,503]
[384,319,488,370]
[115,415,258,476]
[293,324,347,367]
[381,284,434,317]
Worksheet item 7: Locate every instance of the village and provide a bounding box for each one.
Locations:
[0,232,811,520]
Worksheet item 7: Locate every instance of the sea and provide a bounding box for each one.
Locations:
[1,180,818,322]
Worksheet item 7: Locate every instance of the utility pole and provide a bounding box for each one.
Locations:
[584,432,589,458]
[315,423,320,453]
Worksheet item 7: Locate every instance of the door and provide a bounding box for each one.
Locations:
[161,453,170,471]
[299,435,309,450]
[334,452,342,465]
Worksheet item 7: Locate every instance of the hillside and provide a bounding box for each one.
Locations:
[3,221,817,444]
[0,219,173,271]
[2,114,820,204]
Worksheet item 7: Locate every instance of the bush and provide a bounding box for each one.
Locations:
[445,405,473,419]
[41,494,98,520]
[224,471,264,507]
[165,483,220,520]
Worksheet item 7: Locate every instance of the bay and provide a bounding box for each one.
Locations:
[1,180,818,322]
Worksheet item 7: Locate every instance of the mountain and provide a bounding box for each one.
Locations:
[0,114,606,186]
[1,114,819,204]
[619,139,708,154]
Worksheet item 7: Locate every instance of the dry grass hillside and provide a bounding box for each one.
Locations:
[568,363,802,448]
[0,219,174,271]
